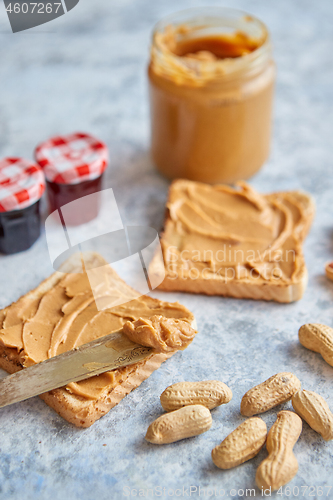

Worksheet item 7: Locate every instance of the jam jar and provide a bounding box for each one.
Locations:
[35,132,109,226]
[0,157,45,255]
[148,7,275,184]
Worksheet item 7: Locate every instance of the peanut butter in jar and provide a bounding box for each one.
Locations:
[148,8,275,184]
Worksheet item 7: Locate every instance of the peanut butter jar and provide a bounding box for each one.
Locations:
[148,8,275,184]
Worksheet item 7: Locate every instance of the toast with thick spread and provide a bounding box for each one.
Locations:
[150,180,315,303]
[0,253,195,427]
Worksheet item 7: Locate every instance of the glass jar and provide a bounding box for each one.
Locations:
[45,175,103,226]
[35,132,108,226]
[0,158,45,254]
[148,7,275,184]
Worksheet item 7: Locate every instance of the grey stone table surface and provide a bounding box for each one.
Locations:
[0,0,333,499]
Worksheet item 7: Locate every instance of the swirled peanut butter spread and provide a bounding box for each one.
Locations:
[152,25,264,85]
[159,180,314,291]
[0,263,194,400]
[123,316,196,353]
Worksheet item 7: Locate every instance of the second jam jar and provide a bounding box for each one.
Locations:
[35,132,109,226]
[148,7,276,184]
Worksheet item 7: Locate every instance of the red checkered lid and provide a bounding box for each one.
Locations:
[0,158,45,212]
[35,132,109,184]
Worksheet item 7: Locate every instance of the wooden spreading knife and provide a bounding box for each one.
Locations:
[0,328,153,409]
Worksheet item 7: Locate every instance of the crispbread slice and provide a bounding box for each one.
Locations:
[150,180,315,303]
[0,252,195,427]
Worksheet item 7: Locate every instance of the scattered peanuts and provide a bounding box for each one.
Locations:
[160,380,232,412]
[299,323,333,367]
[292,390,333,441]
[240,372,301,416]
[144,333,332,491]
[212,417,267,470]
[145,405,212,444]
[325,262,333,282]
[255,411,302,491]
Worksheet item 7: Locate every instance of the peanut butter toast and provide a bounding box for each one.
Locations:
[150,180,315,303]
[0,253,195,427]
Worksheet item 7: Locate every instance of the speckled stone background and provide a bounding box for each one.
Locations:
[0,1,333,499]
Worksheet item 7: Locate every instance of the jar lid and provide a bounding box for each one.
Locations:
[35,132,109,185]
[0,158,46,212]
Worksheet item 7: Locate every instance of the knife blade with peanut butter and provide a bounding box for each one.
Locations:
[0,316,196,409]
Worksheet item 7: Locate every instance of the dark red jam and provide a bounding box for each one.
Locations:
[35,132,108,227]
[0,200,41,254]
[46,174,103,226]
